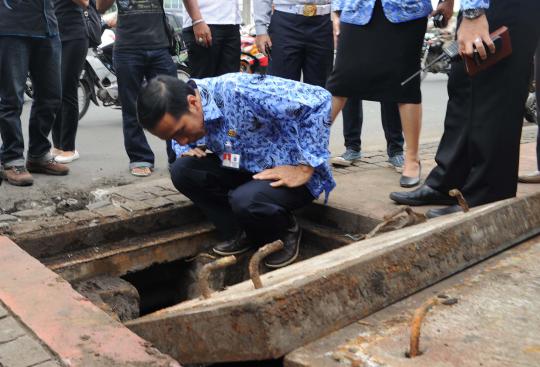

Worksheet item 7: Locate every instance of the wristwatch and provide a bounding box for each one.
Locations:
[463,8,486,19]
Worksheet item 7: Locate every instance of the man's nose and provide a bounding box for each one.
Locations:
[176,137,189,145]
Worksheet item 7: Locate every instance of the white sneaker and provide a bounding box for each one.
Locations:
[54,150,80,164]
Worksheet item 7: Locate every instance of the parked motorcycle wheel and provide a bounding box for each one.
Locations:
[177,66,191,82]
[24,77,34,99]
[525,92,537,124]
[78,81,91,121]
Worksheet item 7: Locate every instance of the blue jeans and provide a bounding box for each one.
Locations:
[342,96,404,157]
[0,35,61,167]
[113,48,177,169]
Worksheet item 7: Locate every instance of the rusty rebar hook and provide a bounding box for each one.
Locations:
[198,255,236,299]
[249,240,284,289]
[449,189,469,213]
[407,295,458,358]
[365,206,426,239]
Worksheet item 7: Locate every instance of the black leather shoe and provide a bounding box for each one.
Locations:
[426,205,463,218]
[389,184,456,206]
[400,162,421,188]
[213,231,251,256]
[265,219,301,269]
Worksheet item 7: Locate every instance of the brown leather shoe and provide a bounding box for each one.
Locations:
[27,159,69,176]
[1,166,34,186]
[518,171,540,184]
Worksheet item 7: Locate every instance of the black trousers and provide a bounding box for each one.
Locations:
[0,35,61,166]
[342,96,403,157]
[52,38,88,151]
[170,154,314,244]
[267,11,333,88]
[183,24,240,78]
[535,44,539,169]
[426,0,540,207]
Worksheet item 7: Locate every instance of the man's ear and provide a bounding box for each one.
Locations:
[187,93,202,114]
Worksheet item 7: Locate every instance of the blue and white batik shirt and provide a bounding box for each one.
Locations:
[172,73,336,201]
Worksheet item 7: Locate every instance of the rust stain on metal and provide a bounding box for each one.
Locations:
[198,255,237,299]
[249,240,284,289]
[449,189,469,212]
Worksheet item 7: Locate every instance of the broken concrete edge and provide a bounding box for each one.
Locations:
[125,193,540,364]
[0,237,180,367]
[10,201,201,260]
[284,235,540,367]
[0,178,188,238]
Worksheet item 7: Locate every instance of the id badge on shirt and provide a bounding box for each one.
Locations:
[222,140,241,169]
[222,152,241,169]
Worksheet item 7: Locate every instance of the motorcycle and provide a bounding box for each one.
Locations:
[240,24,269,74]
[420,29,453,80]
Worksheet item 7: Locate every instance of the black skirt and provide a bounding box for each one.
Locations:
[326,0,427,103]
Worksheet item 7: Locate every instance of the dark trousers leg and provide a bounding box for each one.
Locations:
[341,96,362,152]
[170,154,252,240]
[143,48,178,165]
[229,180,314,245]
[52,38,88,151]
[183,25,240,78]
[534,42,540,171]
[170,154,314,243]
[267,11,304,81]
[0,36,30,166]
[27,36,62,161]
[216,26,240,75]
[380,102,404,157]
[301,14,333,87]
[427,0,540,206]
[114,49,154,168]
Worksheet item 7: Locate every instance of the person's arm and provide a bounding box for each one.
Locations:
[182,0,212,47]
[253,0,272,55]
[430,0,454,26]
[96,0,115,14]
[72,0,89,7]
[457,0,493,60]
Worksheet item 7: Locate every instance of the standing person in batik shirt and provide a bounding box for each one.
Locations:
[137,73,335,268]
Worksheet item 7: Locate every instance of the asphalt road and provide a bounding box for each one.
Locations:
[0,74,449,209]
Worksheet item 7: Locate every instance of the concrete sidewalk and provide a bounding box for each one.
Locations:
[324,126,540,220]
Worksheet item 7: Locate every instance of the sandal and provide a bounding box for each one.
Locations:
[130,166,153,177]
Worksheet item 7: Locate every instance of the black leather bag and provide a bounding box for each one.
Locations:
[84,0,102,48]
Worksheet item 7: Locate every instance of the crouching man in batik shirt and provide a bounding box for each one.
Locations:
[137,73,335,268]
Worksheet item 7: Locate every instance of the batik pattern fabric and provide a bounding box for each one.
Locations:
[332,0,432,25]
[172,73,336,200]
[460,0,489,10]
[333,0,490,26]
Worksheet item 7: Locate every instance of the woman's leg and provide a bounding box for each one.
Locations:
[398,102,422,177]
[331,96,348,123]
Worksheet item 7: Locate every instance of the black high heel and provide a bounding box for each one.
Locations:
[400,161,421,188]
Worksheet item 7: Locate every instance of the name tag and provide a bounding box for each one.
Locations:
[222,152,241,169]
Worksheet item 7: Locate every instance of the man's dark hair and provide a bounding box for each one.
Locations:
[136,75,196,130]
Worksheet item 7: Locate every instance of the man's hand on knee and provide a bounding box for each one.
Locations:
[181,147,207,158]
[253,165,314,188]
